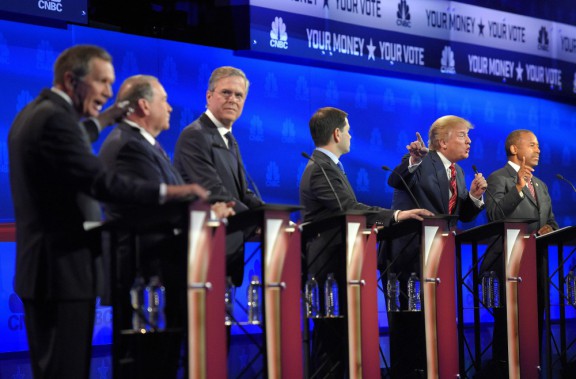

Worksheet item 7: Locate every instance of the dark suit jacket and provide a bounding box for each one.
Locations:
[300,149,396,282]
[174,113,262,213]
[99,122,184,220]
[99,121,188,325]
[481,163,559,273]
[174,113,263,285]
[485,163,558,232]
[8,89,159,301]
[300,149,395,226]
[382,151,483,274]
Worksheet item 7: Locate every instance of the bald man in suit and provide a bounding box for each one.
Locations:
[479,129,558,377]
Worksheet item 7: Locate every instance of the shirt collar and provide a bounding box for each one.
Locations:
[205,109,232,139]
[123,119,156,146]
[316,147,340,165]
[436,151,453,169]
[508,160,521,172]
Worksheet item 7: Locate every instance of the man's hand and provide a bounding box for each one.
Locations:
[537,224,554,236]
[397,208,434,222]
[516,156,534,193]
[470,172,488,199]
[211,201,236,219]
[96,100,133,128]
[407,132,429,165]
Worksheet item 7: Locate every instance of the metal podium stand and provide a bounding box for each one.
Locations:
[301,211,380,379]
[536,226,576,378]
[379,215,458,379]
[456,219,539,379]
[227,204,303,379]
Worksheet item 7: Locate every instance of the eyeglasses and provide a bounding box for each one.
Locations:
[212,89,245,102]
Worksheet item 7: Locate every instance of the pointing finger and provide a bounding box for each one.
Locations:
[416,132,425,147]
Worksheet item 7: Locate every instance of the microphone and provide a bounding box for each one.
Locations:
[472,165,506,219]
[556,173,576,192]
[381,165,422,209]
[301,152,343,212]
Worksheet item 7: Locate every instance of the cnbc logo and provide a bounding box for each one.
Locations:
[440,46,456,74]
[38,0,63,12]
[396,0,411,27]
[270,17,288,49]
[537,26,549,51]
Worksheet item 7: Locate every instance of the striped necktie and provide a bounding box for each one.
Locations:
[448,164,457,214]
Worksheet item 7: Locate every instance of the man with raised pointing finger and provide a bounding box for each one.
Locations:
[381,115,486,378]
[479,129,558,377]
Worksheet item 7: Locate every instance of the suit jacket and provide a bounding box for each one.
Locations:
[8,89,159,301]
[99,122,184,220]
[99,121,188,322]
[300,150,396,282]
[174,113,262,213]
[481,163,559,273]
[174,113,263,285]
[485,163,558,232]
[300,150,395,226]
[381,151,483,274]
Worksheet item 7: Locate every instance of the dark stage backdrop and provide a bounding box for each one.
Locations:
[0,17,575,361]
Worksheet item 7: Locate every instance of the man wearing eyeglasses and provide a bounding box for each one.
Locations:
[174,66,263,287]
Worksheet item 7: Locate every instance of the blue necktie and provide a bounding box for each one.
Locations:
[336,161,345,174]
[153,141,169,160]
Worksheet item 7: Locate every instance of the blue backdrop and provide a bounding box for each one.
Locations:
[0,18,575,360]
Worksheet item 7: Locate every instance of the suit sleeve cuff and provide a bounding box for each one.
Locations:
[159,183,167,204]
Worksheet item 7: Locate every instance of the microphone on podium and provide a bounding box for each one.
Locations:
[301,152,343,212]
[472,165,506,219]
[556,173,576,192]
[381,165,422,209]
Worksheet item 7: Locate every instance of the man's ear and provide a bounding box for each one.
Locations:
[333,128,341,143]
[63,71,77,93]
[137,98,148,115]
[439,139,448,150]
[509,145,518,155]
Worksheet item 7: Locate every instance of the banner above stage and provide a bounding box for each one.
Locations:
[248,0,576,99]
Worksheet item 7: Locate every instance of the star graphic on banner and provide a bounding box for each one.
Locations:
[367,39,376,61]
[516,63,524,81]
[478,20,485,36]
[324,0,329,8]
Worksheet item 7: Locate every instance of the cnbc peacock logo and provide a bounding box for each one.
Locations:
[270,17,288,50]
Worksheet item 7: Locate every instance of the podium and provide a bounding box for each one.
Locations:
[227,204,303,379]
[379,215,458,378]
[301,211,380,379]
[99,200,203,379]
[536,226,576,378]
[456,219,539,379]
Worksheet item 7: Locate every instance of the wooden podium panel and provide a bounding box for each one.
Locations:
[421,217,458,379]
[186,202,227,379]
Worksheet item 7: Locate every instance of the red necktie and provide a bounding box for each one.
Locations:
[449,164,457,214]
[526,179,537,203]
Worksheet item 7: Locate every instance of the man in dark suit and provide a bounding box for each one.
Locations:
[8,45,210,379]
[479,129,558,377]
[174,66,263,286]
[299,106,433,378]
[99,74,234,378]
[382,115,487,377]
